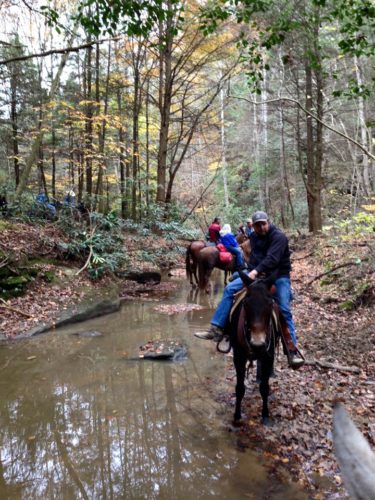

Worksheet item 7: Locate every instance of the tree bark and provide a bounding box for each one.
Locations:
[156,2,174,204]
[51,125,56,200]
[305,55,323,233]
[117,88,127,219]
[10,70,19,186]
[354,56,372,195]
[84,40,93,199]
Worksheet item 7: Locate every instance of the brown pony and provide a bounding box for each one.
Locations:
[185,240,206,286]
[197,239,251,292]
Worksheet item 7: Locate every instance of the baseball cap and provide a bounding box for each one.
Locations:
[251,211,268,223]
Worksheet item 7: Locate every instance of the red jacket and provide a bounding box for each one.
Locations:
[208,223,221,243]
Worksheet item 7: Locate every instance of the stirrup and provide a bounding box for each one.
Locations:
[287,347,305,369]
[217,335,231,353]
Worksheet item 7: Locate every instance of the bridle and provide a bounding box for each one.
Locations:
[242,312,275,359]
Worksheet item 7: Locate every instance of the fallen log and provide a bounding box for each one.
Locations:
[306,258,369,286]
[0,298,32,318]
[305,358,360,374]
[333,403,375,499]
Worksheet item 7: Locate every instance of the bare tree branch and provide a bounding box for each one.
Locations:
[228,94,375,161]
[0,37,120,66]
[306,259,368,285]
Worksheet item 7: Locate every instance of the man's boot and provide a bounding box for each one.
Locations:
[278,316,305,370]
[194,325,224,342]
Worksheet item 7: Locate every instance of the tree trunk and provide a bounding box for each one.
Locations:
[354,56,372,195]
[117,88,127,219]
[132,70,140,220]
[84,40,93,199]
[305,61,322,233]
[10,75,20,186]
[145,77,150,212]
[220,85,229,208]
[261,70,269,211]
[78,151,84,202]
[156,5,174,204]
[51,126,56,200]
[68,116,75,188]
[38,130,47,198]
[95,41,111,213]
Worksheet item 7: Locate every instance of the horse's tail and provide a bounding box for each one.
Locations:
[186,244,193,282]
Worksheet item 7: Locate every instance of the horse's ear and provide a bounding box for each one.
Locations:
[238,270,253,287]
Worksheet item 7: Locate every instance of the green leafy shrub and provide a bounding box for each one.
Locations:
[58,211,127,279]
[327,210,375,238]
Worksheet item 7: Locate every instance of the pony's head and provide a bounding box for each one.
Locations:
[238,271,275,351]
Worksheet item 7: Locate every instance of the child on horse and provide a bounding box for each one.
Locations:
[219,224,245,271]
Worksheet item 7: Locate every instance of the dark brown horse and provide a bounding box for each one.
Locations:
[197,239,251,292]
[230,272,277,426]
[185,240,206,286]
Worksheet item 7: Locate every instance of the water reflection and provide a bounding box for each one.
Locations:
[0,275,305,499]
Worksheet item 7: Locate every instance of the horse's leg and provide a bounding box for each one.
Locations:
[192,260,199,286]
[233,351,247,424]
[224,270,228,285]
[186,247,194,286]
[258,357,273,426]
[205,269,213,293]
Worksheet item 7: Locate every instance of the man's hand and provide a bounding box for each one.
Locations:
[248,269,258,280]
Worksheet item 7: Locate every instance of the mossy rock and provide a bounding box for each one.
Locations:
[0,220,11,231]
[0,267,12,279]
[42,271,55,283]
[339,300,355,311]
[319,279,333,286]
[0,287,26,299]
[1,275,30,288]
[28,257,64,267]
[0,272,35,299]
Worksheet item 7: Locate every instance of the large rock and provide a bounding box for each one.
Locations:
[138,339,187,361]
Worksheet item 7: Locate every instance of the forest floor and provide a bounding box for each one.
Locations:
[0,220,374,499]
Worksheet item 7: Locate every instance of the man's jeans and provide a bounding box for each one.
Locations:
[211,275,297,345]
[225,245,244,269]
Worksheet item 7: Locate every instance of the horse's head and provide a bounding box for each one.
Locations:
[238,271,275,352]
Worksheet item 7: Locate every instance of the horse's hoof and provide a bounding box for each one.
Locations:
[261,416,272,427]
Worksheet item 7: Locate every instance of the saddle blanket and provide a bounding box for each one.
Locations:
[216,243,233,264]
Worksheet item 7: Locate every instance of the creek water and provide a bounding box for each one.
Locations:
[0,272,307,499]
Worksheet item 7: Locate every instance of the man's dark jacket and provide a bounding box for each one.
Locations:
[248,224,291,278]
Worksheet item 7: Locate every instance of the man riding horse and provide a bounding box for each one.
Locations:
[195,210,305,369]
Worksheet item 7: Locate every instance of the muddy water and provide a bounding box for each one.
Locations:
[0,272,306,499]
